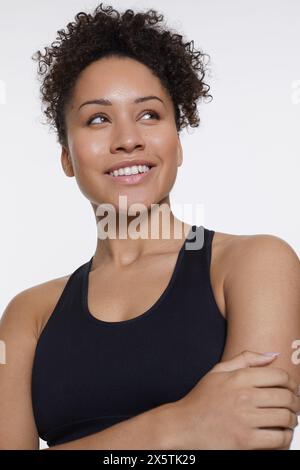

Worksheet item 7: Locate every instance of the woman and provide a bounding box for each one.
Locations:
[0,3,299,450]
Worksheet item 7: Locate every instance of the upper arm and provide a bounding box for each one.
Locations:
[0,289,40,449]
[220,234,300,386]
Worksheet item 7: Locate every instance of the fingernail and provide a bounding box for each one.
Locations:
[262,352,281,357]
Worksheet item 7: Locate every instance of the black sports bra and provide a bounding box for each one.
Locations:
[31,225,227,447]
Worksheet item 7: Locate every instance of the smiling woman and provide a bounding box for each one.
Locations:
[0,2,300,452]
[60,55,182,207]
[30,2,212,213]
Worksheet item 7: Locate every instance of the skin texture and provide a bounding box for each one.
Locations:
[0,56,300,450]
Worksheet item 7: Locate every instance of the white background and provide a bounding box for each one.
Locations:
[0,0,299,450]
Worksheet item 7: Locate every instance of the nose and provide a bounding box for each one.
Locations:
[110,119,146,154]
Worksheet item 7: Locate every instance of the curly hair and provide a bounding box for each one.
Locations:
[31,2,213,148]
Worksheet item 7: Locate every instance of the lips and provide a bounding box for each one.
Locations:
[104,165,156,185]
[105,160,156,174]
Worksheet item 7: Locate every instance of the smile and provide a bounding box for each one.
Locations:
[104,165,156,185]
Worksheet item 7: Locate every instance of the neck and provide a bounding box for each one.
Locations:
[91,197,190,269]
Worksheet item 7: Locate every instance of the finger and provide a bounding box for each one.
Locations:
[253,388,300,413]
[251,428,293,450]
[214,350,279,373]
[251,408,298,430]
[241,366,299,395]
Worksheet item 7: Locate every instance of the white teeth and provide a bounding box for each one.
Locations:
[124,166,132,175]
[109,164,151,177]
[131,166,139,174]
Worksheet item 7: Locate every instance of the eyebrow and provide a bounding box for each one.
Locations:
[78,95,164,111]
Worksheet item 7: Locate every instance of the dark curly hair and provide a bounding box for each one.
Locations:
[31,2,213,148]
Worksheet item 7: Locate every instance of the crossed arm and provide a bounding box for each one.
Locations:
[0,234,299,449]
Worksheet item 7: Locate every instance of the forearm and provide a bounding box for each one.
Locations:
[43,403,180,450]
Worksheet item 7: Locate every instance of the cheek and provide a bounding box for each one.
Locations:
[70,135,106,170]
[151,129,179,162]
[159,140,180,174]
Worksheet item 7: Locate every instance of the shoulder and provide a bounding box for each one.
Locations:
[210,231,299,320]
[212,230,299,276]
[1,274,71,341]
[221,232,299,288]
[216,232,300,320]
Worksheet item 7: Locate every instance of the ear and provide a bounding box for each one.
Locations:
[177,134,183,168]
[61,146,74,177]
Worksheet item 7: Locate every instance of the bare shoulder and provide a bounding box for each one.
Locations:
[1,273,72,341]
[210,230,299,320]
[213,230,299,275]
[218,231,298,278]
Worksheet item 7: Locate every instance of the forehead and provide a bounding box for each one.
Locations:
[70,56,170,107]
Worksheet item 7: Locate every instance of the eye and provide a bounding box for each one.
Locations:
[141,110,160,120]
[86,110,160,126]
[87,114,108,125]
